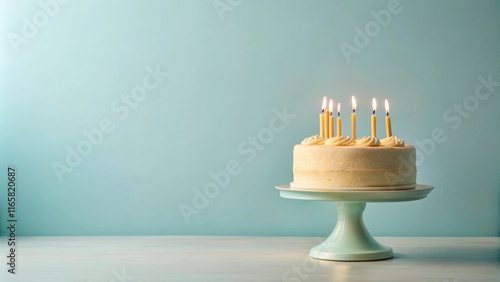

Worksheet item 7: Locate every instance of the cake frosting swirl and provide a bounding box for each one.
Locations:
[380,136,405,147]
[354,136,381,146]
[301,135,325,145]
[325,135,353,146]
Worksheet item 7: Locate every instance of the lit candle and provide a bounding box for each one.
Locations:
[324,98,331,138]
[328,99,334,138]
[371,98,377,138]
[319,97,326,138]
[385,99,392,137]
[336,103,342,136]
[351,96,357,139]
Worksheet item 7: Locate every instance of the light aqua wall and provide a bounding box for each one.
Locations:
[0,0,498,236]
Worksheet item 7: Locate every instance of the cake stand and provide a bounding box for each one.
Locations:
[275,184,434,261]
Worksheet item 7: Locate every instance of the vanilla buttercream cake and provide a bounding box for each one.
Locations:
[291,135,416,190]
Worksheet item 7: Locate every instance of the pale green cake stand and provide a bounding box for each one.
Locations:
[276,184,434,261]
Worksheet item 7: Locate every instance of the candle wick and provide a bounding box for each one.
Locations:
[386,112,389,117]
[372,110,375,115]
[322,109,325,113]
[338,112,340,117]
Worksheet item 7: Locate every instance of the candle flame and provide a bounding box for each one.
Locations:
[372,98,377,114]
[337,102,341,116]
[322,96,327,112]
[385,99,390,116]
[328,99,333,114]
[351,96,357,112]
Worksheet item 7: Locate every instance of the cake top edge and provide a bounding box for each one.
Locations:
[300,134,407,147]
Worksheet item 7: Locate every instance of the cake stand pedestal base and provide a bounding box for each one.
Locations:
[276,184,434,261]
[309,202,392,261]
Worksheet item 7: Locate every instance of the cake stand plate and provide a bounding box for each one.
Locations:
[275,185,434,261]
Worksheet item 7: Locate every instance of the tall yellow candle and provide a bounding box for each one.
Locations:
[324,110,330,138]
[385,99,392,137]
[371,98,377,138]
[351,96,357,140]
[319,97,326,138]
[336,102,342,136]
[319,113,325,137]
[324,98,330,138]
[328,99,334,138]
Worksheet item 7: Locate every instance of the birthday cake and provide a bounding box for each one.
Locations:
[291,135,416,190]
[290,97,416,191]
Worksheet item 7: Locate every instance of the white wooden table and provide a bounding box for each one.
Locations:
[0,236,498,281]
